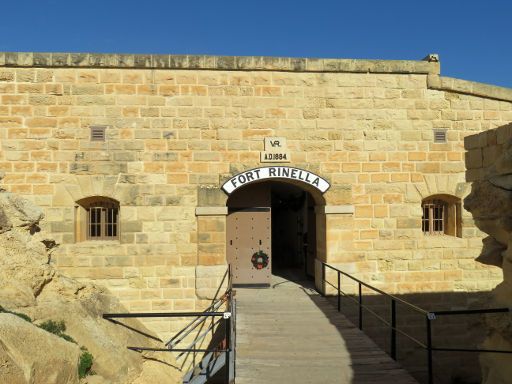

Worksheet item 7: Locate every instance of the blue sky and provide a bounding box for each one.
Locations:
[2,0,511,88]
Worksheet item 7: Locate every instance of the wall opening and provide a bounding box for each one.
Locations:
[270,182,316,277]
[226,179,325,287]
[75,196,120,242]
[421,194,462,237]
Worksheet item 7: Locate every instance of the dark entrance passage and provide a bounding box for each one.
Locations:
[270,182,316,279]
[226,181,319,287]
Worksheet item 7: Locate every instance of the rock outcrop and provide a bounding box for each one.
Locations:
[0,313,81,384]
[0,180,182,383]
[464,125,512,384]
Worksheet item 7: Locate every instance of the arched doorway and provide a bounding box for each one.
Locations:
[226,179,326,287]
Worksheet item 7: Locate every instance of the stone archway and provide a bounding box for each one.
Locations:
[223,168,328,287]
[194,166,356,296]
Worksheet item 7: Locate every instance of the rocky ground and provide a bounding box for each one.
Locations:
[0,175,182,383]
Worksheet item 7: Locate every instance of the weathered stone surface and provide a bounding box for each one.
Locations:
[477,236,506,268]
[0,226,53,308]
[0,193,44,228]
[0,190,182,383]
[464,180,512,246]
[80,376,110,384]
[0,207,12,233]
[464,125,512,384]
[195,265,228,299]
[197,186,227,207]
[0,313,80,384]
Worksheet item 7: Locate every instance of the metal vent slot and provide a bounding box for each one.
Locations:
[433,129,447,143]
[90,126,106,141]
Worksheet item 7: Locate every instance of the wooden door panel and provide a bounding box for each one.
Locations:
[227,208,271,286]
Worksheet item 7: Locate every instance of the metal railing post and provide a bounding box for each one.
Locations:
[337,270,341,312]
[321,262,326,296]
[358,282,363,330]
[426,314,433,384]
[224,312,232,384]
[391,299,396,360]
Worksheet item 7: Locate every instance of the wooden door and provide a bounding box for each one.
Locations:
[227,207,271,286]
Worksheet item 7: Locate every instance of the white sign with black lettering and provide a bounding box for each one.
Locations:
[222,166,330,194]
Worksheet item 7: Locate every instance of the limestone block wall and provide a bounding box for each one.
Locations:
[464,123,512,384]
[0,53,512,339]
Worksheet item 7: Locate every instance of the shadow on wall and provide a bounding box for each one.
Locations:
[303,278,496,384]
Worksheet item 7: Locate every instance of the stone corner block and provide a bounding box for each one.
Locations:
[196,265,228,278]
[196,207,228,216]
[197,187,227,207]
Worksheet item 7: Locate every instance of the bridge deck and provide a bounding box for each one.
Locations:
[235,273,419,384]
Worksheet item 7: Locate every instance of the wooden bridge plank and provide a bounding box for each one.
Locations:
[235,274,419,384]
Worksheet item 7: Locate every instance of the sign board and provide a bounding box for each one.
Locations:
[222,166,330,195]
[261,137,290,163]
[260,152,290,162]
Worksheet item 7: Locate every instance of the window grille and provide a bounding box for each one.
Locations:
[86,200,118,240]
[422,199,445,235]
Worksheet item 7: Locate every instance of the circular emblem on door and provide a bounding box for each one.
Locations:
[251,251,269,270]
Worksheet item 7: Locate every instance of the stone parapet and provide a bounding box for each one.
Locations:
[0,51,440,74]
[428,75,512,102]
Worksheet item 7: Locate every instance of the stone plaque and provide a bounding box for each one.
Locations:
[264,137,287,150]
[260,152,290,162]
[261,137,290,163]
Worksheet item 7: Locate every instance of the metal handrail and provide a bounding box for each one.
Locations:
[325,276,429,349]
[103,264,235,384]
[166,293,228,348]
[167,266,232,348]
[103,311,226,319]
[321,262,512,384]
[323,262,429,315]
[176,317,223,359]
[104,311,232,352]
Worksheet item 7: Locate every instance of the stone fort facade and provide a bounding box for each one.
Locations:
[1,52,511,336]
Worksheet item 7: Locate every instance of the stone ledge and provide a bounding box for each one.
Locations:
[315,205,355,215]
[195,207,228,216]
[0,51,439,74]
[428,75,512,102]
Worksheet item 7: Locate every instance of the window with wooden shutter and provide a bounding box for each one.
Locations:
[75,197,119,241]
[421,195,461,237]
